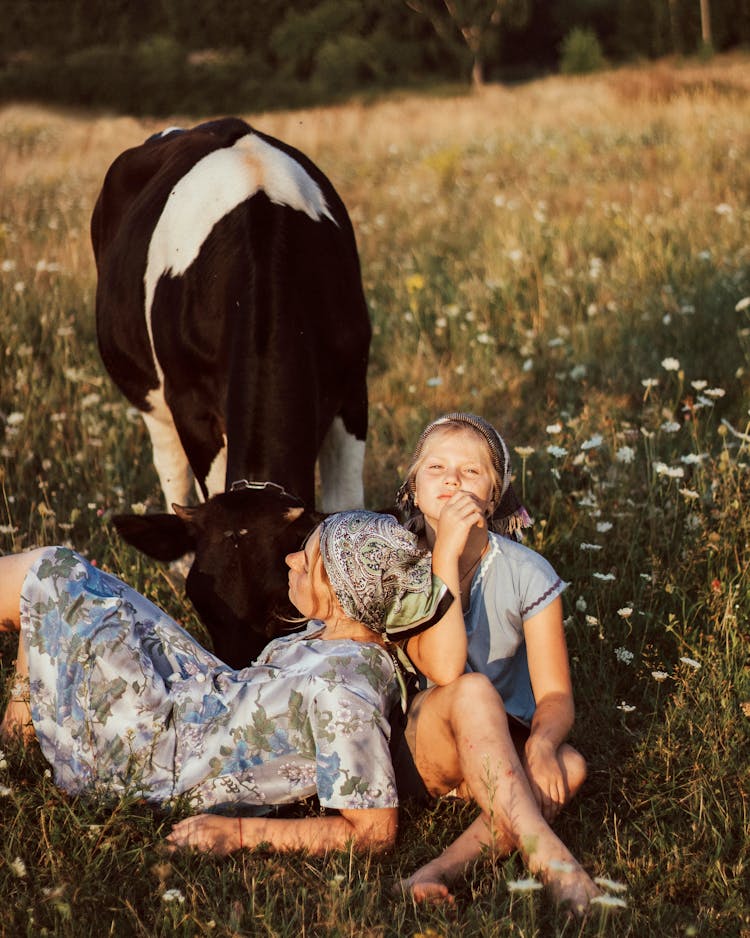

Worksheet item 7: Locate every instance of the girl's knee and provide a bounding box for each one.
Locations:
[449,672,504,717]
[561,745,587,796]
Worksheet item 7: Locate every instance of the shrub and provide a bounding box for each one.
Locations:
[313,34,379,95]
[560,27,606,75]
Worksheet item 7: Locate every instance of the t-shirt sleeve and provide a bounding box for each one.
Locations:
[310,681,399,810]
[516,548,568,622]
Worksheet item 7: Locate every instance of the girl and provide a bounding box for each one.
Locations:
[0,510,450,856]
[393,412,597,910]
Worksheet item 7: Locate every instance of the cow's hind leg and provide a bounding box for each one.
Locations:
[318,416,365,512]
[143,389,195,510]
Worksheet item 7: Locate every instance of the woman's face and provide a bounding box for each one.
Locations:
[285,528,329,619]
[413,428,496,529]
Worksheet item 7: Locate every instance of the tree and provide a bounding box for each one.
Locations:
[404,0,529,88]
[699,0,712,47]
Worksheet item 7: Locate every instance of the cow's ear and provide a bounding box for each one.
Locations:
[173,503,199,523]
[283,507,305,523]
[112,512,196,561]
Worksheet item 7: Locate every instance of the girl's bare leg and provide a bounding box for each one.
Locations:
[0,550,45,744]
[406,673,600,913]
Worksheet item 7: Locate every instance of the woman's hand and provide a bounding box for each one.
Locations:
[523,735,567,822]
[166,814,241,855]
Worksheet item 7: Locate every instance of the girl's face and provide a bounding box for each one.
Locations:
[285,528,331,619]
[413,428,496,528]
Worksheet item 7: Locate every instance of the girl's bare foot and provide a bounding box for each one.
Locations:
[540,857,601,917]
[397,869,455,905]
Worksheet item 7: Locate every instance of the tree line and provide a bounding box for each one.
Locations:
[1,0,747,115]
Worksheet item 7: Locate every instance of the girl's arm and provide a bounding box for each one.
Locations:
[405,494,484,684]
[523,597,576,816]
[166,806,398,856]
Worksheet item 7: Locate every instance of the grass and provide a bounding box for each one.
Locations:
[1,54,749,936]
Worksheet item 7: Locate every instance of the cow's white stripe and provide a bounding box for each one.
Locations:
[142,387,195,510]
[140,130,337,502]
[204,438,228,498]
[318,416,365,512]
[143,131,336,386]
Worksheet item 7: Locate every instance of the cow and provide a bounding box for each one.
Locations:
[113,481,322,667]
[91,117,371,514]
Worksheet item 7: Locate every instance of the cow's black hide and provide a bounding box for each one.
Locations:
[113,483,322,667]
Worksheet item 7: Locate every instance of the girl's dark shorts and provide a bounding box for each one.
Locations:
[388,704,430,804]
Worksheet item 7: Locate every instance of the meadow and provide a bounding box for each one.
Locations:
[0,54,748,937]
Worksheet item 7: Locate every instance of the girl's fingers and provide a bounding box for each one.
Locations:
[442,493,486,524]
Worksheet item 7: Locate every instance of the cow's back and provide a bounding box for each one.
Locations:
[92,118,370,509]
[91,119,253,409]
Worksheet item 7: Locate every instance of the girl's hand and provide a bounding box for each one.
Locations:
[435,491,487,558]
[523,736,567,822]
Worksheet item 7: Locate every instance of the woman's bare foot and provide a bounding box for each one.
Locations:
[1,668,35,745]
[0,696,35,745]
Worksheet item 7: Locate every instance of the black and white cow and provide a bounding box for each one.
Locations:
[113,481,322,667]
[91,117,371,513]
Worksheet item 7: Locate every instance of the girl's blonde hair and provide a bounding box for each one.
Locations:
[396,413,533,539]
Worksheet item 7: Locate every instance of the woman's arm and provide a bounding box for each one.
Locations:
[166,807,398,856]
[523,597,575,816]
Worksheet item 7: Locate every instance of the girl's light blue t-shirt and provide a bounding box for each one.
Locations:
[464,533,567,724]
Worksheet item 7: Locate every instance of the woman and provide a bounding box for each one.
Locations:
[0,510,450,856]
[391,412,600,911]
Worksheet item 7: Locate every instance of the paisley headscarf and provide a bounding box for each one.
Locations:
[318,510,452,640]
[396,412,533,539]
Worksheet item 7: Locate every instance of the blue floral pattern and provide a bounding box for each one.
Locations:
[20,548,400,811]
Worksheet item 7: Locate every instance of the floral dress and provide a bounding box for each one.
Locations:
[20,548,400,812]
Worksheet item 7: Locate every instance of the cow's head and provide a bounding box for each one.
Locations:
[112,482,322,668]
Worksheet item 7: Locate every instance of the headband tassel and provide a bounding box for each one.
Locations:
[497,506,534,541]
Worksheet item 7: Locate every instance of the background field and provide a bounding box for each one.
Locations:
[0,55,748,937]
